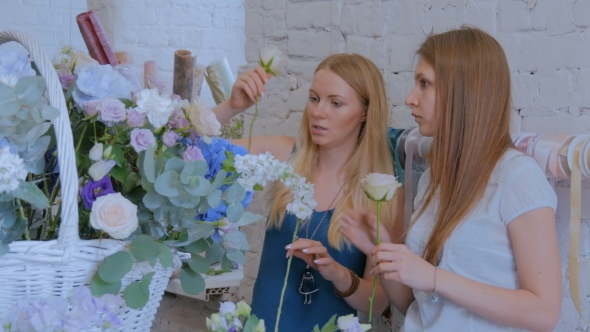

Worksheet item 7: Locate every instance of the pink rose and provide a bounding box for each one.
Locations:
[99,98,127,123]
[130,128,156,153]
[182,146,205,162]
[127,108,146,127]
[83,99,101,117]
[162,130,179,148]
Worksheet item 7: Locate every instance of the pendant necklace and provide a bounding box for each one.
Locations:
[298,184,344,305]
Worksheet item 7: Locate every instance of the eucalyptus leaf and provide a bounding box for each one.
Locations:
[188,254,211,274]
[24,122,51,144]
[123,172,139,194]
[211,170,227,191]
[1,217,26,243]
[14,76,45,105]
[0,116,16,127]
[224,230,251,251]
[23,158,45,175]
[164,157,184,172]
[146,220,167,239]
[196,196,210,214]
[233,212,264,228]
[184,238,211,254]
[98,251,133,283]
[226,202,244,223]
[206,240,225,263]
[143,192,167,209]
[184,176,211,197]
[207,189,222,208]
[169,188,200,209]
[226,248,247,264]
[12,180,49,208]
[179,268,205,295]
[137,209,152,222]
[0,210,16,228]
[143,144,156,183]
[90,273,121,296]
[224,183,246,205]
[221,255,235,269]
[155,170,180,197]
[129,234,162,262]
[0,83,19,116]
[41,104,60,120]
[179,161,194,184]
[157,242,173,268]
[140,272,155,295]
[141,175,156,193]
[191,160,208,177]
[110,165,129,184]
[22,135,50,162]
[30,107,42,123]
[123,281,149,309]
[243,314,260,332]
[187,222,215,242]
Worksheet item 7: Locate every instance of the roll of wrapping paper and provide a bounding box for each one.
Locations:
[76,11,118,66]
[192,64,206,98]
[173,50,195,101]
[115,51,134,64]
[206,58,235,105]
[144,60,166,92]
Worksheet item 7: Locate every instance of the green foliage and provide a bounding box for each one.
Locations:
[129,235,161,262]
[98,251,133,283]
[179,268,205,295]
[90,273,121,296]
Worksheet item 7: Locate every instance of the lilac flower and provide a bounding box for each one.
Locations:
[130,128,156,153]
[127,108,146,127]
[167,108,190,130]
[99,98,127,123]
[162,130,179,148]
[218,218,233,234]
[182,145,205,162]
[81,176,115,210]
[84,99,101,117]
[58,73,74,90]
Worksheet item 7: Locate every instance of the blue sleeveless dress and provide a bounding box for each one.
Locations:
[250,210,366,332]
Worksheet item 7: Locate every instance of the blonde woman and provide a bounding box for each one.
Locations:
[213,53,403,331]
[342,27,561,331]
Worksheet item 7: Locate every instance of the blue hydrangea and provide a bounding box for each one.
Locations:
[0,49,36,79]
[72,63,133,110]
[196,137,247,180]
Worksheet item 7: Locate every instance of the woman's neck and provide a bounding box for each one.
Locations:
[315,142,355,176]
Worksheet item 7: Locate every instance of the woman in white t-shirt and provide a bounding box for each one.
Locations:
[341,27,562,331]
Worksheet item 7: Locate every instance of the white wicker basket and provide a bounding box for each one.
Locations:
[0,30,178,331]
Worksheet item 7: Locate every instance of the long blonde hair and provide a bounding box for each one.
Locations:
[413,27,515,264]
[267,53,397,249]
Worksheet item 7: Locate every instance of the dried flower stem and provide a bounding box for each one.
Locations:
[247,96,259,153]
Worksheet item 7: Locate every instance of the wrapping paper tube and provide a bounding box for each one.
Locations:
[193,64,206,98]
[206,58,235,104]
[144,60,166,92]
[76,11,118,66]
[173,50,195,101]
[115,52,134,64]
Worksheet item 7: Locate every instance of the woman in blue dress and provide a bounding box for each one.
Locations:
[213,53,404,331]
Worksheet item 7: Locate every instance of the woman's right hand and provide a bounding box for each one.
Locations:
[339,208,392,255]
[229,65,272,112]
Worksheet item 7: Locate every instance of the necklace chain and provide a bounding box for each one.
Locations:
[305,184,344,240]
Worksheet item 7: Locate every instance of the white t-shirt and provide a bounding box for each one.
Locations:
[403,149,558,332]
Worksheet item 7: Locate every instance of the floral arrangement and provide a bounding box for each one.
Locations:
[0,46,264,309]
[206,301,265,332]
[313,314,372,332]
[2,286,123,332]
[360,173,401,319]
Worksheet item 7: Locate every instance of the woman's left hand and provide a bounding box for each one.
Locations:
[286,238,342,281]
[370,243,435,292]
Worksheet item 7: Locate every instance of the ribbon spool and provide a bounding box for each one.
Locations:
[511,132,537,155]
[530,133,573,182]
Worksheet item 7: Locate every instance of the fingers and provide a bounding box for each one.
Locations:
[237,68,268,101]
[286,238,321,250]
[370,242,405,256]
[370,261,399,278]
[254,65,272,83]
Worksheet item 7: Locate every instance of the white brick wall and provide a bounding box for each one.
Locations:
[0,0,88,57]
[243,0,590,331]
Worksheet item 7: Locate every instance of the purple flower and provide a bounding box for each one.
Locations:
[167,108,190,130]
[127,108,146,127]
[219,218,233,234]
[81,176,115,210]
[130,128,156,153]
[84,99,101,117]
[58,73,74,90]
[99,98,127,123]
[162,130,179,147]
[182,145,205,162]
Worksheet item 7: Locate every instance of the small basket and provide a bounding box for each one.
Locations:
[0,30,177,331]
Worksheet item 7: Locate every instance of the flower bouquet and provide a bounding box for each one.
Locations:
[0,30,262,331]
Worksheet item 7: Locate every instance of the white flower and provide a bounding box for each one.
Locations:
[255,319,266,332]
[88,159,116,181]
[0,146,27,194]
[181,98,221,143]
[89,192,138,239]
[89,143,103,161]
[235,301,251,317]
[259,46,288,76]
[207,313,229,331]
[219,301,236,317]
[337,314,371,332]
[361,173,401,202]
[0,73,18,88]
[135,88,174,129]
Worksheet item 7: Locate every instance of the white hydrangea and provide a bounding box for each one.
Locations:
[135,88,174,129]
[0,146,27,194]
[234,152,317,220]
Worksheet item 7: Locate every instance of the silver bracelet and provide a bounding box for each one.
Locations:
[431,266,439,302]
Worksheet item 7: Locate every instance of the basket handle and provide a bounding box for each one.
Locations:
[0,30,80,247]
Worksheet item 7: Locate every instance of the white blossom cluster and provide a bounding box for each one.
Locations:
[0,146,27,194]
[135,88,175,129]
[234,152,317,220]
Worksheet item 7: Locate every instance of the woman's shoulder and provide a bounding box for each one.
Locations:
[492,148,544,183]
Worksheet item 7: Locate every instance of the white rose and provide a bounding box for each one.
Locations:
[259,46,288,76]
[89,193,138,239]
[89,143,103,161]
[219,301,237,317]
[181,98,221,143]
[360,173,401,202]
